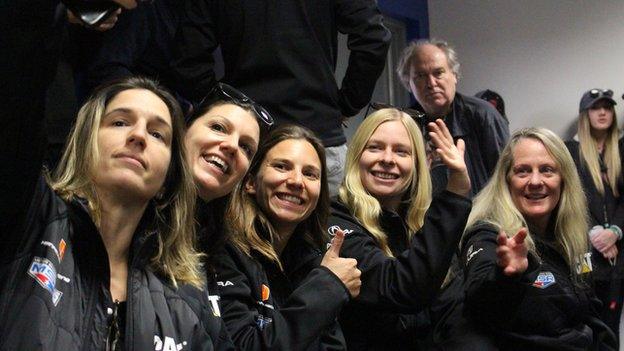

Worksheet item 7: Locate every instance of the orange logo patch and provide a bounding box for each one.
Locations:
[58,239,66,261]
[261,284,270,301]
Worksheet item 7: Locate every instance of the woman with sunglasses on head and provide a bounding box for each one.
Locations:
[565,88,624,342]
[184,83,272,299]
[0,77,233,350]
[326,108,472,350]
[214,125,361,350]
[460,128,616,350]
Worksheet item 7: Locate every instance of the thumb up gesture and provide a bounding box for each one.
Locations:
[321,230,361,298]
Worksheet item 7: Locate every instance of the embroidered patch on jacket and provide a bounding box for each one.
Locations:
[575,252,593,274]
[28,256,63,305]
[58,239,66,261]
[327,225,353,236]
[154,335,187,351]
[532,271,556,289]
[256,315,273,330]
[261,284,270,301]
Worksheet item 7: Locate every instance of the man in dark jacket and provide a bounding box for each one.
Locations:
[172,0,391,195]
[397,39,509,196]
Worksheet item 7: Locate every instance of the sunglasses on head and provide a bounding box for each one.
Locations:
[198,83,274,127]
[589,89,613,98]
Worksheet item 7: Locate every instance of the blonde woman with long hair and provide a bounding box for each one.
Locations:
[565,89,624,340]
[327,108,471,350]
[0,77,233,350]
[460,127,615,350]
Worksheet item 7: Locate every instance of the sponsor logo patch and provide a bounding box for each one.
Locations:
[256,315,273,330]
[575,252,593,274]
[40,239,67,262]
[327,225,353,236]
[58,239,66,261]
[217,280,233,287]
[28,257,63,305]
[532,271,556,289]
[261,284,270,301]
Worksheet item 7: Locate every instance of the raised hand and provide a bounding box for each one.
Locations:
[320,230,361,298]
[496,228,529,276]
[427,119,471,196]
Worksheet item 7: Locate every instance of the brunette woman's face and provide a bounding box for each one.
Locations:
[93,89,173,202]
[185,104,260,201]
[588,100,615,133]
[246,139,322,236]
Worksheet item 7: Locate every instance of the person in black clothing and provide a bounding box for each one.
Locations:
[326,108,471,350]
[459,127,616,350]
[215,125,362,350]
[183,83,273,315]
[73,0,182,103]
[0,77,233,350]
[565,88,624,342]
[397,39,509,196]
[172,0,391,195]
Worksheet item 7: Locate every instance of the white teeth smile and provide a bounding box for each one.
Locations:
[372,171,399,180]
[203,155,229,173]
[277,193,303,205]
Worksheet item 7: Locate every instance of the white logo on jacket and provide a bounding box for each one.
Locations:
[154,335,187,351]
[327,225,353,236]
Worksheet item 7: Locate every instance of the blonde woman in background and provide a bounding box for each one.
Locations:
[565,88,624,344]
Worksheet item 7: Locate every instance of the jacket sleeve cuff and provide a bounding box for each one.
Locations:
[316,265,352,302]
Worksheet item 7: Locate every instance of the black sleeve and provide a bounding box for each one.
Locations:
[318,320,347,351]
[171,0,218,102]
[611,140,624,230]
[343,191,472,311]
[477,105,509,176]
[215,246,349,351]
[462,224,539,328]
[83,4,149,94]
[334,0,391,117]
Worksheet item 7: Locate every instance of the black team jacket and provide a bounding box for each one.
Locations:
[327,191,472,351]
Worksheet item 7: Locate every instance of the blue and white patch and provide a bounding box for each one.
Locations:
[327,225,353,236]
[532,271,556,289]
[255,315,273,330]
[28,257,63,305]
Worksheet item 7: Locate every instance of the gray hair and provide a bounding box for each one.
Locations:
[396,38,461,89]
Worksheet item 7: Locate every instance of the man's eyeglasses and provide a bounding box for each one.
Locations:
[589,89,613,98]
[197,83,274,127]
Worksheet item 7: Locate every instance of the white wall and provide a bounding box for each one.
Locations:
[428,0,624,139]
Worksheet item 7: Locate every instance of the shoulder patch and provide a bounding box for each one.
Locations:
[532,271,556,289]
[28,256,63,305]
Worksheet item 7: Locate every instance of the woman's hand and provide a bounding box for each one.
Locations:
[590,228,618,254]
[496,228,529,276]
[427,119,471,197]
[321,230,361,298]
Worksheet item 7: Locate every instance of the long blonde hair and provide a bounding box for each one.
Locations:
[577,106,621,196]
[339,108,432,257]
[465,127,589,276]
[226,125,329,269]
[50,77,204,288]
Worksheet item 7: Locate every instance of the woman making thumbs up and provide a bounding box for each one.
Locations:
[214,125,361,350]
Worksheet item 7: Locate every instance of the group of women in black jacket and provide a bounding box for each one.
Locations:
[1,76,623,351]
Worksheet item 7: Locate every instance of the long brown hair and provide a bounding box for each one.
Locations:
[226,125,329,269]
[50,76,204,288]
